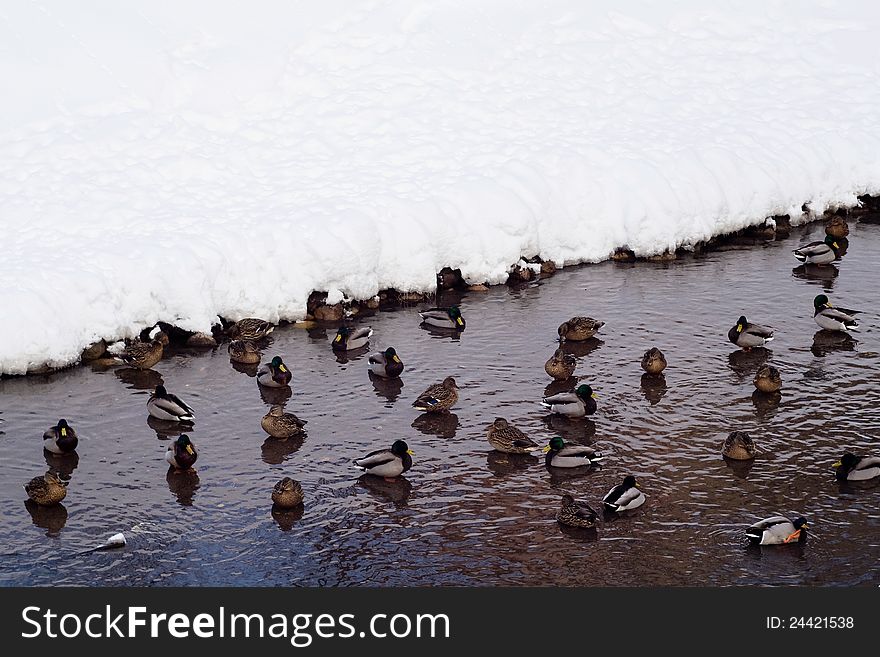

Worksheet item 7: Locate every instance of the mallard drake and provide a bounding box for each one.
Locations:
[147,385,194,422]
[745,516,807,545]
[368,347,404,378]
[722,430,757,460]
[728,316,774,350]
[271,477,304,509]
[640,347,667,375]
[119,339,163,369]
[556,494,599,529]
[229,318,274,341]
[228,340,262,364]
[354,439,413,478]
[261,405,307,439]
[813,295,860,332]
[165,434,198,470]
[793,235,840,265]
[332,325,373,351]
[543,436,603,468]
[544,348,576,380]
[558,316,604,342]
[413,376,458,412]
[257,356,292,387]
[43,419,78,454]
[419,306,465,330]
[833,453,880,482]
[603,475,645,512]
[24,472,67,506]
[541,384,597,417]
[753,364,782,393]
[487,418,540,454]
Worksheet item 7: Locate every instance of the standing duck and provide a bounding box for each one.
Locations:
[543,436,603,468]
[544,348,576,380]
[24,472,67,506]
[261,406,307,439]
[165,434,198,470]
[413,376,459,412]
[354,439,413,479]
[43,419,78,454]
[541,384,597,417]
[419,306,466,330]
[271,477,304,509]
[833,453,880,482]
[557,316,604,342]
[487,418,540,454]
[119,339,164,369]
[753,365,782,393]
[147,385,194,422]
[728,316,774,350]
[332,326,373,351]
[257,356,292,387]
[745,516,807,545]
[556,494,599,529]
[813,295,860,332]
[229,318,274,341]
[228,340,262,364]
[640,347,667,375]
[603,475,645,512]
[793,235,840,265]
[368,347,404,378]
[722,431,757,460]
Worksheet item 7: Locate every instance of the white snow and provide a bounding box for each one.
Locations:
[2,0,880,374]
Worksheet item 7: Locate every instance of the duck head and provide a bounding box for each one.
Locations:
[390,439,414,457]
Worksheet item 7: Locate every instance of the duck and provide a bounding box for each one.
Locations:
[487,418,540,454]
[728,316,774,350]
[640,347,667,375]
[541,384,597,417]
[544,348,576,380]
[556,494,599,529]
[261,405,307,439]
[228,340,261,364]
[257,356,292,387]
[228,318,274,341]
[833,453,880,482]
[722,431,757,460]
[271,477,304,509]
[42,419,78,454]
[813,294,860,332]
[603,475,645,512]
[793,235,840,265]
[413,376,459,412]
[332,325,373,351]
[419,306,465,330]
[354,439,413,479]
[543,436,603,468]
[165,434,198,470]
[119,339,164,369]
[24,472,67,506]
[147,385,194,422]
[745,516,807,545]
[557,316,604,342]
[368,347,404,378]
[753,364,782,393]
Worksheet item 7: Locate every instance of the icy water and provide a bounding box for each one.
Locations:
[1,221,879,587]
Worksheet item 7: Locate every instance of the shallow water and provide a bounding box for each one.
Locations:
[1,221,879,587]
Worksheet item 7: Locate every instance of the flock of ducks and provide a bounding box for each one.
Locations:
[21,228,879,550]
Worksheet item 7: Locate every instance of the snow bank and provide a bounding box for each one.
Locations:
[2,0,880,374]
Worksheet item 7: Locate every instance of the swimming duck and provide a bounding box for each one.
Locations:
[487,418,540,454]
[753,364,782,393]
[793,235,840,265]
[261,405,307,439]
[147,385,194,422]
[368,347,404,378]
[722,430,757,460]
[833,453,880,482]
[332,325,373,351]
[640,347,667,375]
[43,419,78,454]
[813,295,860,332]
[24,472,67,506]
[228,340,262,364]
[745,516,807,545]
[271,477,304,509]
[228,318,274,341]
[413,376,459,412]
[603,475,645,512]
[556,494,599,529]
[543,436,603,468]
[541,384,597,417]
[544,348,576,380]
[558,316,604,342]
[119,339,164,369]
[257,356,292,387]
[419,306,466,330]
[728,316,774,350]
[354,439,413,479]
[165,434,198,470]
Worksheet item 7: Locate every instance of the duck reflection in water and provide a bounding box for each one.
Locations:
[811,330,856,357]
[259,384,292,407]
[559,337,603,358]
[412,412,459,439]
[271,504,305,531]
[751,390,781,419]
[357,474,412,507]
[166,468,200,506]
[640,373,668,405]
[723,455,757,480]
[543,379,576,398]
[369,371,404,403]
[230,360,259,377]
[24,500,68,537]
[486,450,538,477]
[116,367,163,391]
[727,347,771,380]
[43,450,79,481]
[542,415,596,445]
[147,415,192,440]
[791,263,839,287]
[261,436,305,465]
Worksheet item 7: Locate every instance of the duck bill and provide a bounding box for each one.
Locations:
[406,449,415,456]
[541,445,551,453]
[392,355,401,363]
[832,461,842,468]
[185,445,195,455]
[591,392,597,399]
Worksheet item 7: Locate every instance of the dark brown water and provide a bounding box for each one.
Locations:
[1,221,878,586]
